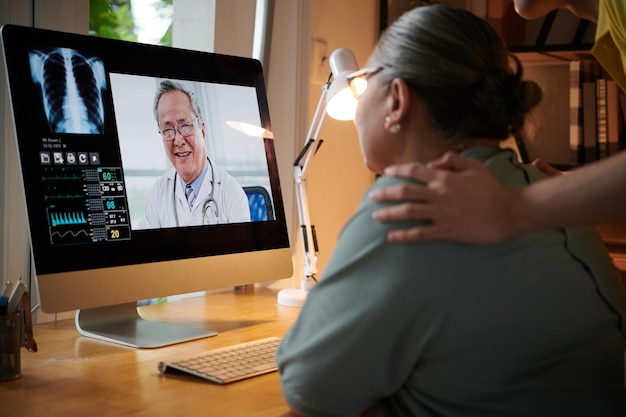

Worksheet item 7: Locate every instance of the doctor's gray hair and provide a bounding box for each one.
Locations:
[153,79,204,124]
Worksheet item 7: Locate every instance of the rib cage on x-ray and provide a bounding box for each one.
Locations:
[29,47,107,134]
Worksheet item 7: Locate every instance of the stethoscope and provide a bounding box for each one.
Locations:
[173,157,219,226]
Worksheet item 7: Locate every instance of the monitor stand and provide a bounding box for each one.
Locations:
[75,302,217,348]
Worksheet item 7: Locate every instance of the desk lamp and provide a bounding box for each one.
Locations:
[277,48,359,307]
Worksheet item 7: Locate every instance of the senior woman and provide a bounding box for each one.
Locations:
[277,4,626,417]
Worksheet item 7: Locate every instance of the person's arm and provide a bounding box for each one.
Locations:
[141,181,163,229]
[221,175,252,223]
[512,0,599,22]
[370,151,626,244]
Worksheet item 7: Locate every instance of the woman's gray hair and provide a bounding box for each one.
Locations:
[153,79,204,124]
[371,4,542,144]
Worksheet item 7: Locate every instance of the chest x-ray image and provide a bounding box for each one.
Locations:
[29,47,107,135]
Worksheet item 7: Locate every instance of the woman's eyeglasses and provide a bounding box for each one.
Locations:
[346,66,384,99]
[159,117,199,141]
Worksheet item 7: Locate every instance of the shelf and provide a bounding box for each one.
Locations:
[595,220,626,286]
[513,49,594,63]
[487,0,595,55]
[596,221,626,247]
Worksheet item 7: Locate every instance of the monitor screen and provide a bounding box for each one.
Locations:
[1,24,293,348]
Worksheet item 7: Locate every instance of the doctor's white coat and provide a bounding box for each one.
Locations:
[140,160,250,229]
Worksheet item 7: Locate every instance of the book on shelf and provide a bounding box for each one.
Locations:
[596,78,608,159]
[606,79,623,156]
[579,78,622,164]
[582,81,598,163]
[619,92,626,150]
[569,59,602,165]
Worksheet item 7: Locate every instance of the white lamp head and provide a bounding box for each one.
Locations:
[325,48,360,121]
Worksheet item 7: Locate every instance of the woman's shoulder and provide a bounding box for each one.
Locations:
[371,174,422,190]
[341,175,429,239]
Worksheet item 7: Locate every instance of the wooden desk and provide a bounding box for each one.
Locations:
[0,287,300,417]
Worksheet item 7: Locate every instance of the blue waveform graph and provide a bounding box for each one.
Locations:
[49,211,87,227]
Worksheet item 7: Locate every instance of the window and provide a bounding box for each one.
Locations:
[89,0,173,46]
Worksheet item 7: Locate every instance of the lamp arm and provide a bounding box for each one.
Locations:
[294,165,316,284]
[277,48,359,307]
[297,83,329,179]
[292,81,330,288]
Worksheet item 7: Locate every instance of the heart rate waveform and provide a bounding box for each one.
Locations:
[41,172,83,182]
[42,165,131,245]
[44,193,84,201]
[43,167,88,201]
[49,211,87,226]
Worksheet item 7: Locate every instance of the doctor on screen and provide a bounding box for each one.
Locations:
[141,80,250,228]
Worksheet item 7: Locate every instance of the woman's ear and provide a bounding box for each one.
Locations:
[385,78,412,127]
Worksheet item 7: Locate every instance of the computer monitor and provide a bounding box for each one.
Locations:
[0,24,293,348]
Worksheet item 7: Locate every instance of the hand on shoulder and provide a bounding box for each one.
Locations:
[370,152,518,244]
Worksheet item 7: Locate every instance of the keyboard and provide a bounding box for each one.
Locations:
[157,337,281,384]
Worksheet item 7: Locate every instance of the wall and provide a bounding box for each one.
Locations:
[299,0,378,281]
[205,0,312,287]
[265,0,310,259]
[211,0,380,286]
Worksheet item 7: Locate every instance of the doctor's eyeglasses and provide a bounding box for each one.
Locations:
[159,117,199,141]
[346,66,384,99]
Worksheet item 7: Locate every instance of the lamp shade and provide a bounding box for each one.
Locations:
[325,48,359,121]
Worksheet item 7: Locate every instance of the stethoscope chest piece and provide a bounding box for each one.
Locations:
[173,157,218,226]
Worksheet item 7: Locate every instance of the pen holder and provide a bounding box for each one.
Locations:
[0,313,21,381]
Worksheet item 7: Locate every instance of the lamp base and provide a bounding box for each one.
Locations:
[277,288,308,307]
